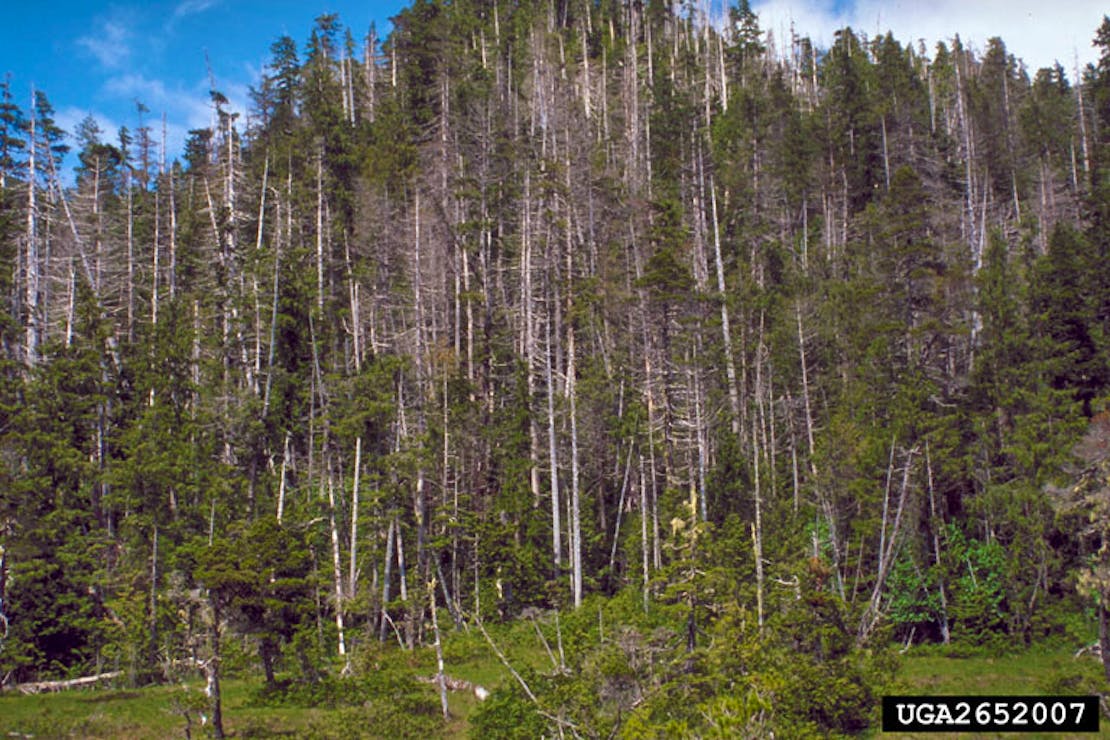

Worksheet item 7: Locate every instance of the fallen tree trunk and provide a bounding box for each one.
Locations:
[4,671,123,694]
[416,673,489,701]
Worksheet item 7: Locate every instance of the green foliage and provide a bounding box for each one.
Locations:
[247,670,445,738]
[620,586,897,737]
[177,518,317,683]
[467,680,547,739]
[886,553,945,637]
[1030,224,1109,415]
[937,525,1007,647]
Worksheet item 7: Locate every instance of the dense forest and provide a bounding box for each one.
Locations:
[2,0,1110,735]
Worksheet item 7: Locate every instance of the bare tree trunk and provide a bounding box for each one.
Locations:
[152,118,165,328]
[277,431,289,523]
[168,121,178,302]
[24,88,38,368]
[860,445,915,644]
[64,263,75,347]
[349,437,362,599]
[204,598,225,739]
[925,444,950,643]
[608,444,634,575]
[149,527,159,675]
[568,322,582,608]
[396,518,411,649]
[544,307,562,569]
[752,410,764,629]
[316,146,325,314]
[639,455,650,611]
[1075,62,1091,177]
[710,176,740,435]
[954,52,978,271]
[692,346,708,523]
[881,115,891,191]
[262,202,282,419]
[252,156,270,392]
[797,301,843,595]
[379,518,395,642]
[429,579,449,719]
[325,474,347,658]
[522,172,543,510]
[125,160,135,343]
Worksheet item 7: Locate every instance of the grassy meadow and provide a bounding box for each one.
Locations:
[2,626,1108,738]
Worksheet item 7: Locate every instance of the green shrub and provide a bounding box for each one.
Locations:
[467,683,547,739]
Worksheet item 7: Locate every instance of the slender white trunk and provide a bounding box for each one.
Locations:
[693,354,708,522]
[860,446,915,643]
[639,455,649,611]
[24,88,38,368]
[1075,61,1090,176]
[153,118,165,327]
[126,163,134,341]
[316,146,325,313]
[925,444,950,643]
[523,172,542,508]
[396,519,408,603]
[752,396,764,629]
[568,324,582,608]
[545,310,562,568]
[168,126,178,301]
[429,580,449,718]
[349,437,362,598]
[710,177,740,434]
[797,301,842,596]
[581,22,591,119]
[326,474,346,657]
[396,518,412,649]
[608,444,634,573]
[276,431,289,523]
[253,157,269,390]
[881,115,891,191]
[379,518,395,642]
[64,263,75,347]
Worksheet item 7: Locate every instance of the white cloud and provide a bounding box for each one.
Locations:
[55,107,121,147]
[173,0,221,19]
[104,73,169,103]
[97,70,251,162]
[99,72,206,151]
[750,0,848,54]
[77,20,132,70]
[751,0,1106,75]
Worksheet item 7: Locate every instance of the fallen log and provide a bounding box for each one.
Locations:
[4,671,123,694]
[416,673,489,701]
[1075,642,1102,659]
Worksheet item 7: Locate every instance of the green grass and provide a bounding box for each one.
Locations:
[0,620,551,739]
[880,645,1110,739]
[3,637,1107,738]
[897,647,1099,696]
[0,679,332,738]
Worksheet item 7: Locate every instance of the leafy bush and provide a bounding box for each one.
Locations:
[467,681,547,739]
[248,670,443,737]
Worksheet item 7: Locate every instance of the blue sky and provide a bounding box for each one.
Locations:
[751,0,1106,75]
[0,1,407,167]
[0,0,1105,173]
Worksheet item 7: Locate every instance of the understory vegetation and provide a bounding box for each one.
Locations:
[0,596,1105,738]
